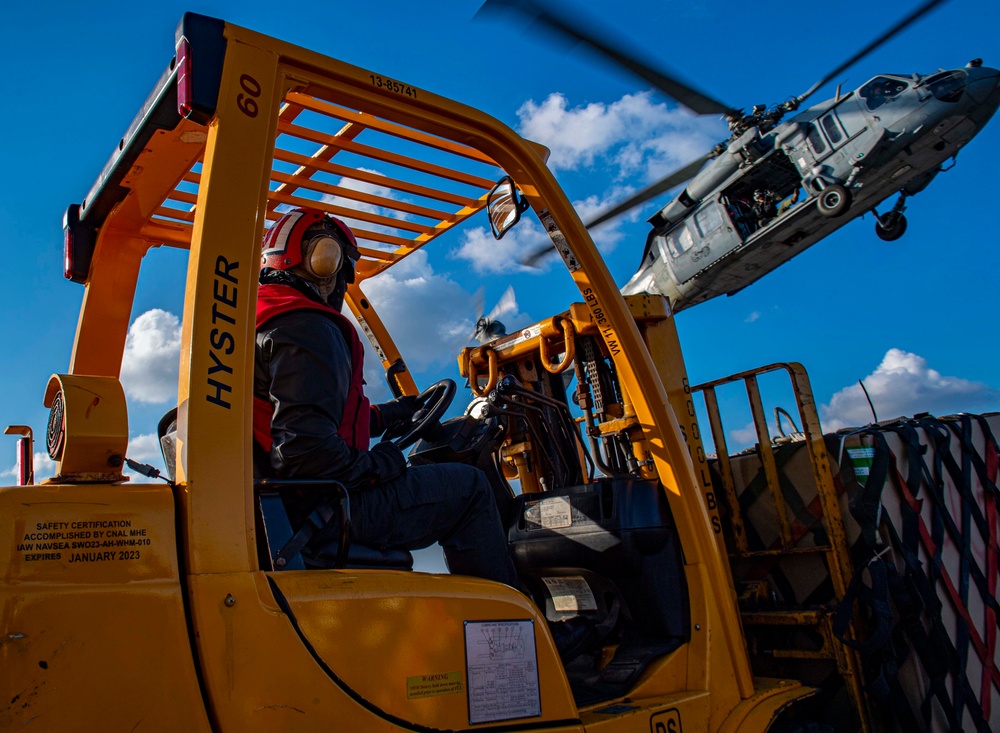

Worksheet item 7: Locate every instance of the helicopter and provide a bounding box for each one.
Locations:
[483,0,1000,312]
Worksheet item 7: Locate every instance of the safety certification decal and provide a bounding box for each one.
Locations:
[464,619,541,725]
[15,518,152,564]
[541,576,597,615]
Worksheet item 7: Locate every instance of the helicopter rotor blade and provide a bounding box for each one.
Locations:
[477,0,737,118]
[585,154,711,229]
[487,285,518,321]
[795,0,949,106]
[467,287,486,341]
[520,153,710,266]
[521,241,557,268]
[471,286,485,321]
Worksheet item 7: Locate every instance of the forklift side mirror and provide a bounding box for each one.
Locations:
[487,176,529,240]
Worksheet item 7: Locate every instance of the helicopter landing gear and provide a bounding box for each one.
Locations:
[817,184,851,218]
[875,212,908,241]
[873,194,909,242]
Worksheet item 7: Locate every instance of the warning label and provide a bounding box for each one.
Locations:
[406,672,464,700]
[538,211,581,273]
[495,324,541,353]
[355,315,387,362]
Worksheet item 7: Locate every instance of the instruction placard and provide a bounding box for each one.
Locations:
[538,497,572,529]
[541,576,597,617]
[464,620,541,725]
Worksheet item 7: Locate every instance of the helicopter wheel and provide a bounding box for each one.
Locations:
[875,212,908,241]
[817,184,851,218]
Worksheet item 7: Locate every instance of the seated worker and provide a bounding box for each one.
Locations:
[253,207,519,587]
[752,187,800,229]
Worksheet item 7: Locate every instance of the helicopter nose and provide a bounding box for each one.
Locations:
[964,65,1000,106]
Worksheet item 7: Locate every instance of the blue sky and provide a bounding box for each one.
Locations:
[2,0,999,483]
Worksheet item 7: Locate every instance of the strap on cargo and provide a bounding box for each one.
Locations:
[837,428,962,731]
[901,418,1000,728]
[832,553,893,655]
[833,417,1000,733]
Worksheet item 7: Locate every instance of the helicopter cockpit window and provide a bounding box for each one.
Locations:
[806,124,827,155]
[926,69,968,103]
[664,224,694,259]
[859,76,908,111]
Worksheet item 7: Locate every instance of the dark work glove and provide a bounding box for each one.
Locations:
[374,395,419,435]
[369,440,407,484]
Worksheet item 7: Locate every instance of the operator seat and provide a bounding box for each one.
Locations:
[156,407,413,571]
[256,487,413,571]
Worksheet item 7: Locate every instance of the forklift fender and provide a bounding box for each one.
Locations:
[718,680,817,733]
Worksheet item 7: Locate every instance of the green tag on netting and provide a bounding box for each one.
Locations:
[847,446,875,486]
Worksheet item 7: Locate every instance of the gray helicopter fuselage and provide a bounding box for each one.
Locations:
[624,62,1000,311]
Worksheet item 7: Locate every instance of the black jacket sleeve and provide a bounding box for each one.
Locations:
[255,310,405,489]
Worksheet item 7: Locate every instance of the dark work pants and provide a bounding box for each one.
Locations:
[349,463,519,588]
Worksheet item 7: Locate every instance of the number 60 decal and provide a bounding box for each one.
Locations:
[237,74,261,118]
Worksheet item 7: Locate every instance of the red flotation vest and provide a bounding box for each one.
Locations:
[253,283,371,453]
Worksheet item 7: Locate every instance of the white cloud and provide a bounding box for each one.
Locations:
[745,311,760,323]
[516,91,724,181]
[353,250,530,402]
[123,433,167,484]
[120,309,181,404]
[451,192,632,275]
[572,194,635,254]
[451,222,550,274]
[821,349,999,431]
[2,451,57,484]
[639,128,717,183]
[126,432,163,463]
[518,93,618,170]
[729,422,760,448]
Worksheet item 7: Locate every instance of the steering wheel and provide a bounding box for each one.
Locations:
[384,379,456,450]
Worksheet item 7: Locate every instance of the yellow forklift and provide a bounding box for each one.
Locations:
[2,13,877,731]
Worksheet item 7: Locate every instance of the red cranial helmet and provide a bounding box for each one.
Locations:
[260,207,359,280]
